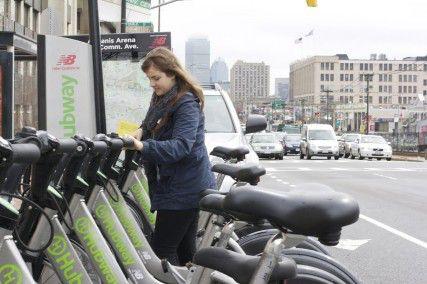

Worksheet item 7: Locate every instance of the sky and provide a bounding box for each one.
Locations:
[147,0,427,94]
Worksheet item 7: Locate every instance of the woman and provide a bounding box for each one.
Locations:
[127,47,216,266]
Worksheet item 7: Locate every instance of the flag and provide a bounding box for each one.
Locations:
[294,37,303,44]
[306,0,317,7]
[304,29,314,37]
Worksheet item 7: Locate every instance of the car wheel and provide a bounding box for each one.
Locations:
[327,156,331,160]
[377,158,381,161]
[386,158,391,161]
[344,153,350,158]
[334,156,339,160]
[368,157,372,160]
[300,152,304,159]
[278,154,284,160]
[358,151,364,160]
[350,152,355,159]
[284,151,288,156]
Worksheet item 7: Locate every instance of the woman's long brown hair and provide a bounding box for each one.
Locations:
[141,47,205,133]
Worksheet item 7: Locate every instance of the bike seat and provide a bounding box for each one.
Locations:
[193,247,296,283]
[223,184,359,245]
[210,146,249,161]
[199,193,263,224]
[211,163,266,185]
[199,189,227,199]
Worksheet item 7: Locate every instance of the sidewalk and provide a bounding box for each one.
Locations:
[392,155,426,162]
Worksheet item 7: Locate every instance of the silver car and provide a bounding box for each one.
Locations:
[339,134,362,158]
[350,135,392,160]
[251,133,284,160]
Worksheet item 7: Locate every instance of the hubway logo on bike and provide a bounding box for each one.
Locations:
[46,235,83,283]
[74,217,118,284]
[130,182,156,225]
[0,264,22,284]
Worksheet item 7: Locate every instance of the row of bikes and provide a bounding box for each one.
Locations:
[0,126,361,283]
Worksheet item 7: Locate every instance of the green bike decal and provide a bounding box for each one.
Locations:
[46,235,83,283]
[74,217,118,284]
[94,204,136,266]
[130,182,156,225]
[109,195,145,249]
[0,264,22,284]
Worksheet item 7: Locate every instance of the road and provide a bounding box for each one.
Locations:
[257,155,427,284]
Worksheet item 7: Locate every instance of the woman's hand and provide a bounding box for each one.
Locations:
[132,128,143,140]
[123,135,144,151]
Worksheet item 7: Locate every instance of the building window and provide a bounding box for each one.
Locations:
[379,96,383,103]
[359,74,363,81]
[379,64,383,71]
[331,63,334,70]
[414,86,417,93]
[344,63,348,70]
[409,86,412,93]
[364,63,369,70]
[379,74,383,82]
[424,79,427,86]
[350,74,353,81]
[404,86,407,93]
[389,86,392,93]
[340,96,344,103]
[340,63,344,70]
[379,86,383,92]
[345,74,349,81]
[321,85,324,91]
[409,75,412,82]
[389,74,392,82]
[359,96,363,103]
[389,64,392,70]
[414,75,417,82]
[404,75,407,82]
[403,97,407,104]
[350,63,353,70]
[321,63,324,70]
[384,64,388,71]
[404,64,408,70]
[399,86,402,93]
[321,74,324,81]
[360,63,364,70]
[330,74,334,81]
[399,64,402,70]
[325,74,329,81]
[369,63,373,70]
[424,64,427,71]
[399,75,402,82]
[340,74,344,81]
[398,96,402,104]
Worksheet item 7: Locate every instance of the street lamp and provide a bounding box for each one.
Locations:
[151,0,185,32]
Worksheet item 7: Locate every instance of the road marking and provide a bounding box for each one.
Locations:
[395,168,415,172]
[334,239,370,251]
[365,168,381,171]
[360,214,427,249]
[289,184,296,187]
[276,179,283,182]
[373,173,397,180]
[281,181,290,185]
[270,176,277,179]
[265,168,278,172]
[330,167,348,171]
[298,167,311,171]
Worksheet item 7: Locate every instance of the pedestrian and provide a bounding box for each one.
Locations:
[126,47,216,266]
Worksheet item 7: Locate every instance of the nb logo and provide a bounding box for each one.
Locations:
[57,55,77,66]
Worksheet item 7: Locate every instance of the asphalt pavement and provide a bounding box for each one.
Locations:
[257,155,427,284]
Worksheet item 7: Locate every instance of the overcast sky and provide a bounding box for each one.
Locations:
[148,0,427,93]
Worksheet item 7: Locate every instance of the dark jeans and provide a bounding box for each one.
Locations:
[151,209,199,266]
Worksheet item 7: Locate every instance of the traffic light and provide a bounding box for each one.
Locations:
[306,0,317,7]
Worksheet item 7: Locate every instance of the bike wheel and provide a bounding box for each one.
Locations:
[237,229,330,256]
[282,248,360,284]
[270,264,345,284]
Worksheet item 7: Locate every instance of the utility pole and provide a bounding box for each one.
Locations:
[150,0,184,32]
[301,98,306,124]
[364,74,374,134]
[121,0,126,33]
[321,89,333,126]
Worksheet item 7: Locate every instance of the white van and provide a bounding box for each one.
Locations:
[300,124,339,160]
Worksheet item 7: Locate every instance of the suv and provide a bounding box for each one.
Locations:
[300,124,339,160]
[202,84,266,166]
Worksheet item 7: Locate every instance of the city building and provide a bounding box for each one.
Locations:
[275,78,289,102]
[230,60,270,108]
[289,54,427,133]
[185,36,210,85]
[210,57,229,92]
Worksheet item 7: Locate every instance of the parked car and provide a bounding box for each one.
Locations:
[349,135,392,160]
[250,133,284,160]
[300,124,339,160]
[283,134,301,155]
[339,133,362,158]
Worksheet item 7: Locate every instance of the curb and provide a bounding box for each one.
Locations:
[392,156,425,162]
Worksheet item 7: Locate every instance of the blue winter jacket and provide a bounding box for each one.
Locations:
[141,92,216,211]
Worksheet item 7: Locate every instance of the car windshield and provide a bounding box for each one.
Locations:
[282,126,301,134]
[344,135,359,142]
[285,135,300,142]
[361,136,387,144]
[252,135,275,143]
[308,129,335,140]
[204,95,235,133]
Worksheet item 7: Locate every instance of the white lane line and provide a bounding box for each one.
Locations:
[265,168,278,172]
[298,167,311,171]
[334,239,370,251]
[289,184,296,187]
[395,168,415,172]
[276,179,283,182]
[365,168,381,171]
[360,214,427,249]
[373,173,397,180]
[330,167,348,171]
[270,176,277,179]
[281,181,290,185]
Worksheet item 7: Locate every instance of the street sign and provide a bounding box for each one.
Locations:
[272,99,285,109]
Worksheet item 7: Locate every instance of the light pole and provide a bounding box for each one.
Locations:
[364,74,374,134]
[150,0,184,32]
